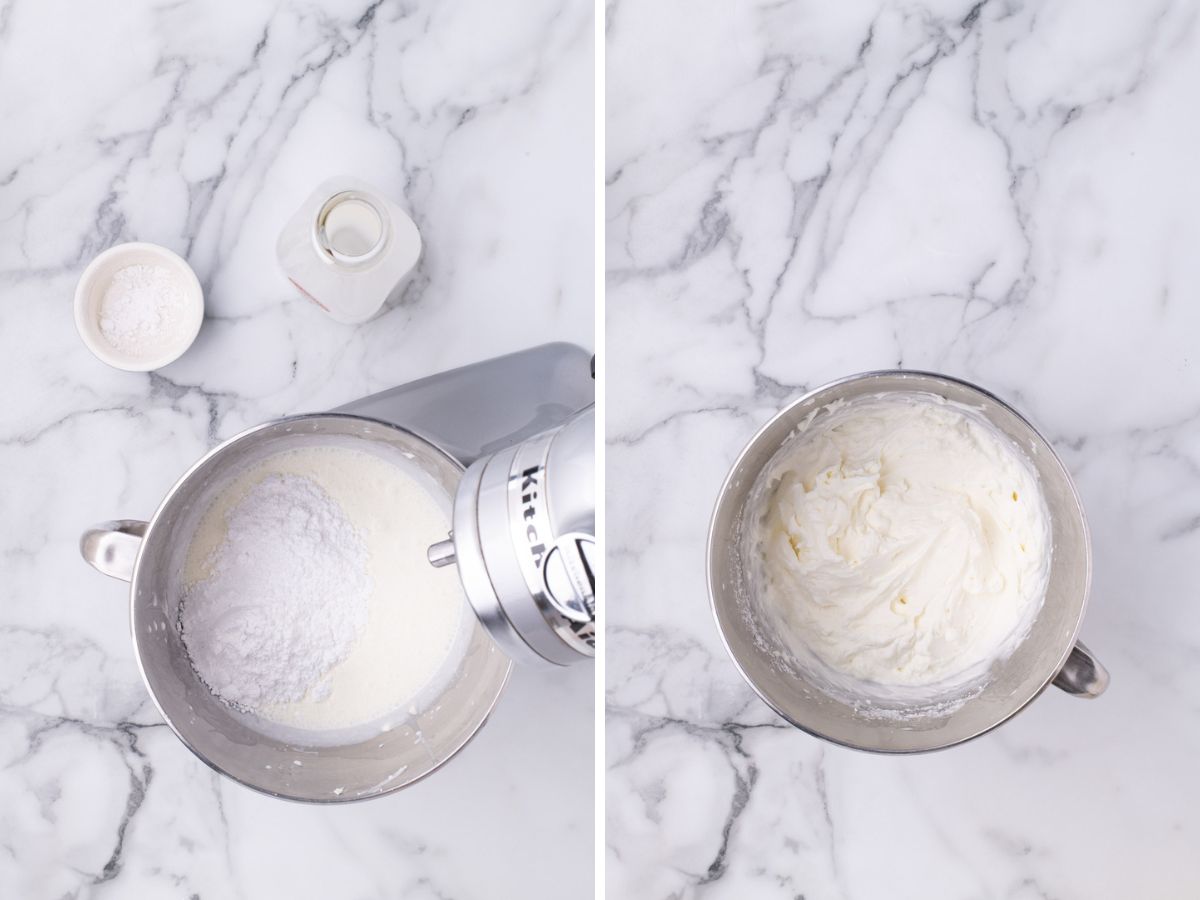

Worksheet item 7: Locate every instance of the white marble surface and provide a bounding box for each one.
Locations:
[0,0,593,897]
[607,0,1200,897]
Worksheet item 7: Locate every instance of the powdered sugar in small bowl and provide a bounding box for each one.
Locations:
[74,242,204,371]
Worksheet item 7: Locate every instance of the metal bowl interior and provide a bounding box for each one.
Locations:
[130,414,512,801]
[708,372,1091,753]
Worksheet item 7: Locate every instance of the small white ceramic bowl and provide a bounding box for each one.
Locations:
[74,242,204,372]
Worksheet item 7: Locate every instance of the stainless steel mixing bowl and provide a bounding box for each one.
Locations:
[708,371,1109,753]
[81,414,512,801]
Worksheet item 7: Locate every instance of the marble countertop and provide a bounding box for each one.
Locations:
[0,0,593,897]
[607,0,1200,897]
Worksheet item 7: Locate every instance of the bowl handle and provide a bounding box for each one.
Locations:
[1051,641,1109,698]
[80,520,148,582]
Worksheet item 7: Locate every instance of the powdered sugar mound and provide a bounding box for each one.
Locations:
[180,473,372,709]
[97,263,189,357]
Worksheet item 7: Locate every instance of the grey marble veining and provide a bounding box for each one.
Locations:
[607,0,1200,897]
[0,0,593,897]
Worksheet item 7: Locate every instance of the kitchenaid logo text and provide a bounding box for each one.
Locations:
[520,465,547,568]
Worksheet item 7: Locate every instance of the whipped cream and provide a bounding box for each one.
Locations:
[759,392,1050,687]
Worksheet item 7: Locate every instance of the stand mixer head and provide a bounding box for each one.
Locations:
[428,405,596,667]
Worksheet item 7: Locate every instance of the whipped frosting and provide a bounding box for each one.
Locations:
[759,392,1050,687]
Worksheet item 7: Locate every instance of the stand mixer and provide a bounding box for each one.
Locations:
[336,343,596,667]
[80,342,595,801]
[427,403,595,666]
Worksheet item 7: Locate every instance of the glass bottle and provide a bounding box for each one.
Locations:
[276,177,422,324]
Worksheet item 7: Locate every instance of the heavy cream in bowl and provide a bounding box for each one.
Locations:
[754,392,1051,706]
[177,443,471,747]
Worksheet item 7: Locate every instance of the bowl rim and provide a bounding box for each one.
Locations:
[706,369,1093,754]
